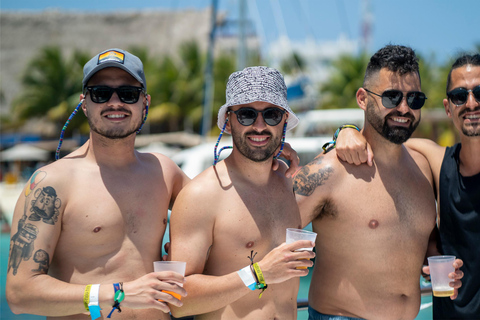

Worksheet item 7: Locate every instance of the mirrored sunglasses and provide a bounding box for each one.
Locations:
[447,85,480,106]
[364,88,427,110]
[85,86,145,104]
[230,107,286,126]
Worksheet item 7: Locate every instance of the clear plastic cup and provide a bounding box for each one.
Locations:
[153,261,186,300]
[427,255,455,297]
[286,228,317,269]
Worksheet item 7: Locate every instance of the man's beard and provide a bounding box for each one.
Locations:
[460,107,480,137]
[231,127,282,162]
[366,101,420,144]
[88,108,142,139]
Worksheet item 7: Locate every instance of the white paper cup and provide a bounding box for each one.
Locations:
[427,255,455,297]
[153,261,186,300]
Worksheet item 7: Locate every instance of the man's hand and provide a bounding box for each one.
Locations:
[422,258,464,300]
[257,240,315,285]
[272,142,300,178]
[121,271,187,312]
[336,128,374,166]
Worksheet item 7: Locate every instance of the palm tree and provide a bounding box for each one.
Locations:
[318,52,369,109]
[10,47,89,134]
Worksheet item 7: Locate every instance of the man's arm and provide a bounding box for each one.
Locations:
[6,169,185,316]
[294,153,335,228]
[169,176,314,318]
[404,138,446,196]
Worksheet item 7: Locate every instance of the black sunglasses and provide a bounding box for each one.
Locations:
[230,107,286,126]
[447,85,480,106]
[85,86,145,104]
[364,88,427,110]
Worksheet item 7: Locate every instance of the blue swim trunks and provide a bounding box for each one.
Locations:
[308,306,364,320]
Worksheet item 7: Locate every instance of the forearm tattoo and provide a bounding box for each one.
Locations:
[293,163,333,196]
[8,171,59,276]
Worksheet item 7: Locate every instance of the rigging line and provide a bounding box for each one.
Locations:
[335,0,352,39]
[292,0,314,40]
[297,0,320,41]
[271,0,304,75]
[269,0,288,38]
[248,0,268,58]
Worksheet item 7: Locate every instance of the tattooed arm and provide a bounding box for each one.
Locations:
[5,169,87,315]
[294,152,336,228]
[6,168,186,316]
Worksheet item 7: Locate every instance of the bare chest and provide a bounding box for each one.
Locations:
[56,171,170,259]
[325,166,436,235]
[206,187,301,271]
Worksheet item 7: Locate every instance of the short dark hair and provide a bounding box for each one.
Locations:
[364,45,420,87]
[446,53,480,93]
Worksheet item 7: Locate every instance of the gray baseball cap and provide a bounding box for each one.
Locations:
[82,48,146,90]
[217,66,299,134]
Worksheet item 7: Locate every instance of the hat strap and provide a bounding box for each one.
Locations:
[213,116,233,166]
[273,121,288,160]
[135,101,149,134]
[55,99,84,160]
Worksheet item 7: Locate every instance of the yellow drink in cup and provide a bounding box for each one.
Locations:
[427,255,455,298]
[153,261,186,301]
[286,228,317,269]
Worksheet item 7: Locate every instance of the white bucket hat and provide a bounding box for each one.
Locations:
[217,66,299,134]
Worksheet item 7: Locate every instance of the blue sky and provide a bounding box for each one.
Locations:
[1,0,479,64]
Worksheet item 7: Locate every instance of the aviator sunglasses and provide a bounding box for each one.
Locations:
[364,88,427,110]
[447,85,480,106]
[85,86,145,104]
[230,107,286,126]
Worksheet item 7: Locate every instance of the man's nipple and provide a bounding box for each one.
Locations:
[368,220,379,229]
[246,241,255,248]
[93,227,102,233]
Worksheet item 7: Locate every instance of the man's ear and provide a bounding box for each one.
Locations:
[443,98,453,119]
[357,88,368,111]
[80,94,87,116]
[225,112,232,132]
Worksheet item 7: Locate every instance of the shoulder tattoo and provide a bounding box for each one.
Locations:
[8,171,58,275]
[293,163,333,196]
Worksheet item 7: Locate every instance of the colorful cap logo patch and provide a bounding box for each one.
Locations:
[98,50,125,65]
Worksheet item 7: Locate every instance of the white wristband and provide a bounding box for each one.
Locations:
[237,266,256,290]
[88,284,101,320]
[88,284,100,306]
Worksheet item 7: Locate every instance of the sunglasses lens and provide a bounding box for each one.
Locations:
[88,86,142,104]
[382,90,403,108]
[90,87,113,103]
[449,88,469,105]
[263,108,285,126]
[236,108,257,126]
[472,86,480,102]
[407,92,427,110]
[118,87,141,104]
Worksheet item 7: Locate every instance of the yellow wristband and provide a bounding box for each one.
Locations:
[83,284,92,311]
[252,263,266,285]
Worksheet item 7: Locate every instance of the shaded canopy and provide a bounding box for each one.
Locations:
[0,143,50,161]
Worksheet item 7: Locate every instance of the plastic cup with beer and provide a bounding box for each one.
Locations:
[153,261,186,300]
[427,255,455,297]
[286,228,317,269]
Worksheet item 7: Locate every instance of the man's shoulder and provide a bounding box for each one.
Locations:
[297,150,345,177]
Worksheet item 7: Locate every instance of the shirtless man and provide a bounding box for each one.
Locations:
[6,48,189,319]
[169,66,315,319]
[293,45,439,320]
[336,53,478,319]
